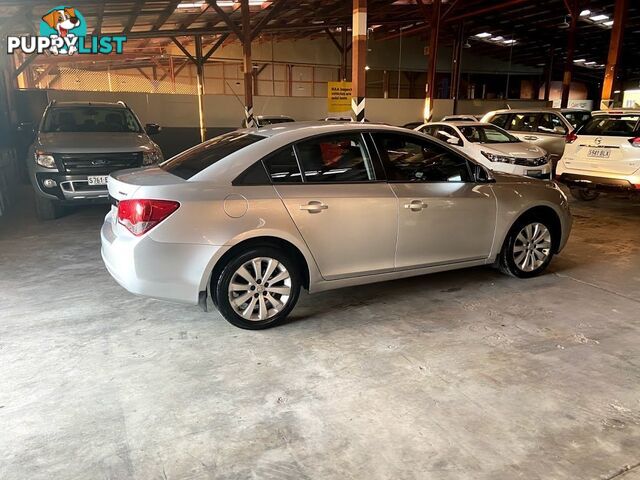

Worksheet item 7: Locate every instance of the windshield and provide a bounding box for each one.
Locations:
[458,125,520,144]
[160,132,265,179]
[577,116,640,137]
[42,107,142,133]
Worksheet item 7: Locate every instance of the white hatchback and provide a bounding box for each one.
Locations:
[557,110,640,200]
[417,121,551,179]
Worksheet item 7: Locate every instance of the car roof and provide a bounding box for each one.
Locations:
[486,108,574,114]
[428,121,493,127]
[239,121,408,139]
[591,109,640,115]
[257,115,295,120]
[49,101,127,108]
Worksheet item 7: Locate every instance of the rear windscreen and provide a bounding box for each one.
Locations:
[578,116,640,137]
[160,132,265,179]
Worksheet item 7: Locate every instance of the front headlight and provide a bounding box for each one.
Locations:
[143,148,163,166]
[35,152,56,169]
[481,151,516,164]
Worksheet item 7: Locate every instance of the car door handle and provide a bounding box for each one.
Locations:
[404,200,427,211]
[523,135,538,141]
[299,201,328,213]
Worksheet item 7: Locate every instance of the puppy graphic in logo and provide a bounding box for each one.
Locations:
[41,7,81,55]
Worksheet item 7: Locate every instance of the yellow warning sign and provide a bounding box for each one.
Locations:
[327,81,352,113]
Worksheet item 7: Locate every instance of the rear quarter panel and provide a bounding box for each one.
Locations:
[133,182,322,291]
[490,179,572,257]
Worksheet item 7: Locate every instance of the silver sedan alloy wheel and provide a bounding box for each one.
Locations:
[228,257,292,321]
[513,222,552,272]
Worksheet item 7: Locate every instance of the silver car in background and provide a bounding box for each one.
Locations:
[101,122,572,330]
[481,108,586,166]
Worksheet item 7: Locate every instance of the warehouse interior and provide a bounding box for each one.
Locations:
[1,1,640,479]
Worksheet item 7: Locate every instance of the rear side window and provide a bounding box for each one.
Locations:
[488,114,510,129]
[537,113,567,135]
[509,113,537,132]
[295,133,375,182]
[263,147,302,183]
[160,132,264,179]
[578,116,640,137]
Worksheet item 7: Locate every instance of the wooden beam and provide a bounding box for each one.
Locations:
[124,1,145,34]
[207,1,244,41]
[241,0,255,126]
[93,3,104,35]
[352,0,367,121]
[152,0,181,31]
[325,28,343,52]
[14,52,37,77]
[560,0,578,108]
[202,33,231,62]
[601,0,628,108]
[171,37,196,63]
[251,0,289,41]
[426,0,441,120]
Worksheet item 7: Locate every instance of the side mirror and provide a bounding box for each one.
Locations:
[447,137,461,145]
[145,123,161,135]
[475,165,495,183]
[554,126,566,135]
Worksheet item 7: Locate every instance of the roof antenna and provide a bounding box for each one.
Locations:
[506,103,512,109]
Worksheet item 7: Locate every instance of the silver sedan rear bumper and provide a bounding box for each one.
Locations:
[101,211,225,305]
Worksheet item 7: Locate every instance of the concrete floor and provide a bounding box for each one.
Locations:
[1,189,639,480]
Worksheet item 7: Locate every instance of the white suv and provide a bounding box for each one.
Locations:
[557,110,640,200]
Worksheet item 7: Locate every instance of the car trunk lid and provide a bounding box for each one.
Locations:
[107,167,184,201]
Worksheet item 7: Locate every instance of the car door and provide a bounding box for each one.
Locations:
[264,132,398,280]
[531,113,569,160]
[371,131,497,269]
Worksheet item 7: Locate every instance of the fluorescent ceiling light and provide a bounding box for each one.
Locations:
[579,9,591,16]
[603,20,614,26]
[585,61,596,65]
[177,1,204,7]
[216,0,264,5]
[573,58,586,63]
[503,39,516,45]
[589,14,609,21]
[490,35,504,41]
[475,32,491,38]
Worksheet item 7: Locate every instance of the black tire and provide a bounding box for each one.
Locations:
[498,217,556,278]
[214,247,301,330]
[570,188,600,201]
[35,195,65,220]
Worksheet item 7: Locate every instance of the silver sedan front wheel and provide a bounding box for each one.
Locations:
[228,257,292,322]
[512,222,552,272]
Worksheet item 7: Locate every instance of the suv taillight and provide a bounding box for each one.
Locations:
[565,132,578,144]
[628,137,640,148]
[117,199,180,236]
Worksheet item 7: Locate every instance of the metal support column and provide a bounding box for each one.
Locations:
[560,0,577,108]
[450,22,463,114]
[341,26,349,81]
[351,0,367,122]
[543,48,553,102]
[601,0,628,109]
[194,35,206,142]
[425,0,442,121]
[241,0,255,127]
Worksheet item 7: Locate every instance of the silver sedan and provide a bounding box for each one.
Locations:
[101,122,572,329]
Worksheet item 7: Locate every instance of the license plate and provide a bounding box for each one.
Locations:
[88,175,109,186]
[587,148,611,158]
